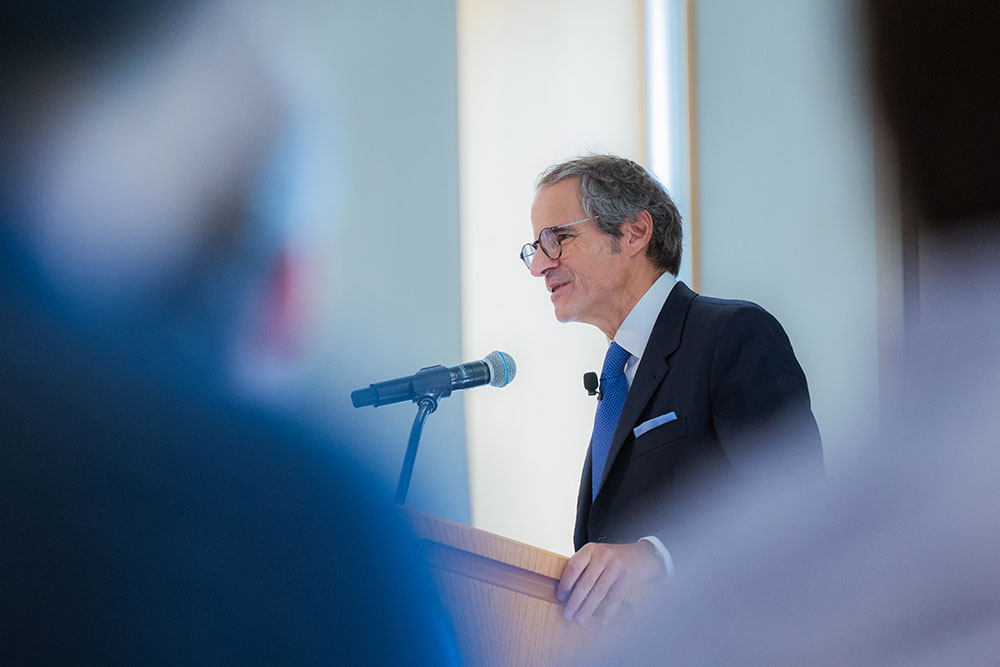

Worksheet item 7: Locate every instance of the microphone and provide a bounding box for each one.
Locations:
[583,372,599,397]
[351,351,516,408]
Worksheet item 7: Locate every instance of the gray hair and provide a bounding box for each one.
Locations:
[536,154,682,275]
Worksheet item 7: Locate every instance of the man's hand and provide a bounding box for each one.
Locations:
[557,541,663,625]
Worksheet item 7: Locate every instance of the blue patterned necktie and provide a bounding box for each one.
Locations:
[591,341,631,500]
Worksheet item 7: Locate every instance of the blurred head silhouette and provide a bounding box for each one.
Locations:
[2,0,299,392]
[1,3,457,664]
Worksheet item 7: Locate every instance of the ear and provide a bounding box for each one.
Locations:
[245,247,303,360]
[621,210,654,257]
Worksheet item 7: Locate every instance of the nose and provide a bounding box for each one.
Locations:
[529,249,557,278]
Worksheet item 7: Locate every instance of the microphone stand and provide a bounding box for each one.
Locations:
[392,364,454,506]
[394,392,440,505]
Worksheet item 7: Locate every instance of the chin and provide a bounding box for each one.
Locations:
[552,305,578,324]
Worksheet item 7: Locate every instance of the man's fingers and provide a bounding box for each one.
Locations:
[558,541,655,624]
[563,551,607,620]
[557,546,592,602]
[599,580,626,627]
[574,563,622,624]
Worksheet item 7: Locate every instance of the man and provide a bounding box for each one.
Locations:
[0,1,456,663]
[523,155,822,624]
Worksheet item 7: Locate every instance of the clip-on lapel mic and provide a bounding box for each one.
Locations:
[583,372,602,399]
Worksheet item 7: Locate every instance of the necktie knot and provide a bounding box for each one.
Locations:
[601,342,630,379]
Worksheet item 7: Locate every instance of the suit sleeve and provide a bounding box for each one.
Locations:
[708,305,823,471]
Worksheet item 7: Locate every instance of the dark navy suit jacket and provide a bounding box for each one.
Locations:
[574,281,823,556]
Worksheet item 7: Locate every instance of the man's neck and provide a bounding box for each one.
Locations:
[600,267,666,339]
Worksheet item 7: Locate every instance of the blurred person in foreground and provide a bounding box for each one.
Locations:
[0,1,456,664]
[591,0,1000,663]
[523,155,822,625]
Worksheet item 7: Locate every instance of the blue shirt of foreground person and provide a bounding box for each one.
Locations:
[0,229,458,665]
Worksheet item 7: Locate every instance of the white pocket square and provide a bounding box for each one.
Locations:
[634,411,677,438]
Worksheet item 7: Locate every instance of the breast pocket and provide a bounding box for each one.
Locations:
[632,416,688,458]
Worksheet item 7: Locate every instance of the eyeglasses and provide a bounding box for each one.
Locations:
[519,217,596,269]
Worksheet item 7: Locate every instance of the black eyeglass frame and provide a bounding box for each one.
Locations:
[519,216,597,269]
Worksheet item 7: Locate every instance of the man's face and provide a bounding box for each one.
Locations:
[529,178,627,335]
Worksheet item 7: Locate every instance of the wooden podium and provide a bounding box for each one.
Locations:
[404,510,627,666]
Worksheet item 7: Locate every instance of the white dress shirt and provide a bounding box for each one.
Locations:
[607,271,678,581]
[614,271,678,388]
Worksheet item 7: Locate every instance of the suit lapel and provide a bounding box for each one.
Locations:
[573,445,593,550]
[593,281,697,499]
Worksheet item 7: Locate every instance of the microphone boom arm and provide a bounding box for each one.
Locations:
[392,366,452,506]
[394,393,440,506]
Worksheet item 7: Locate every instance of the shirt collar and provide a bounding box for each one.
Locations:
[613,272,677,359]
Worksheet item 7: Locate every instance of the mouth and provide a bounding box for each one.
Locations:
[547,280,569,296]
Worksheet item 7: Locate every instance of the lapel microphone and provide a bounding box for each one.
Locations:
[583,372,601,399]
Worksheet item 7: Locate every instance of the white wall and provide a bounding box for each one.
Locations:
[458,0,646,555]
[691,0,880,467]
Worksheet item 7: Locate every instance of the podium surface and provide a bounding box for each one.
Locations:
[404,509,625,666]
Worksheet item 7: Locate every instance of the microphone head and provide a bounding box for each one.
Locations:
[583,372,599,395]
[484,351,516,387]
